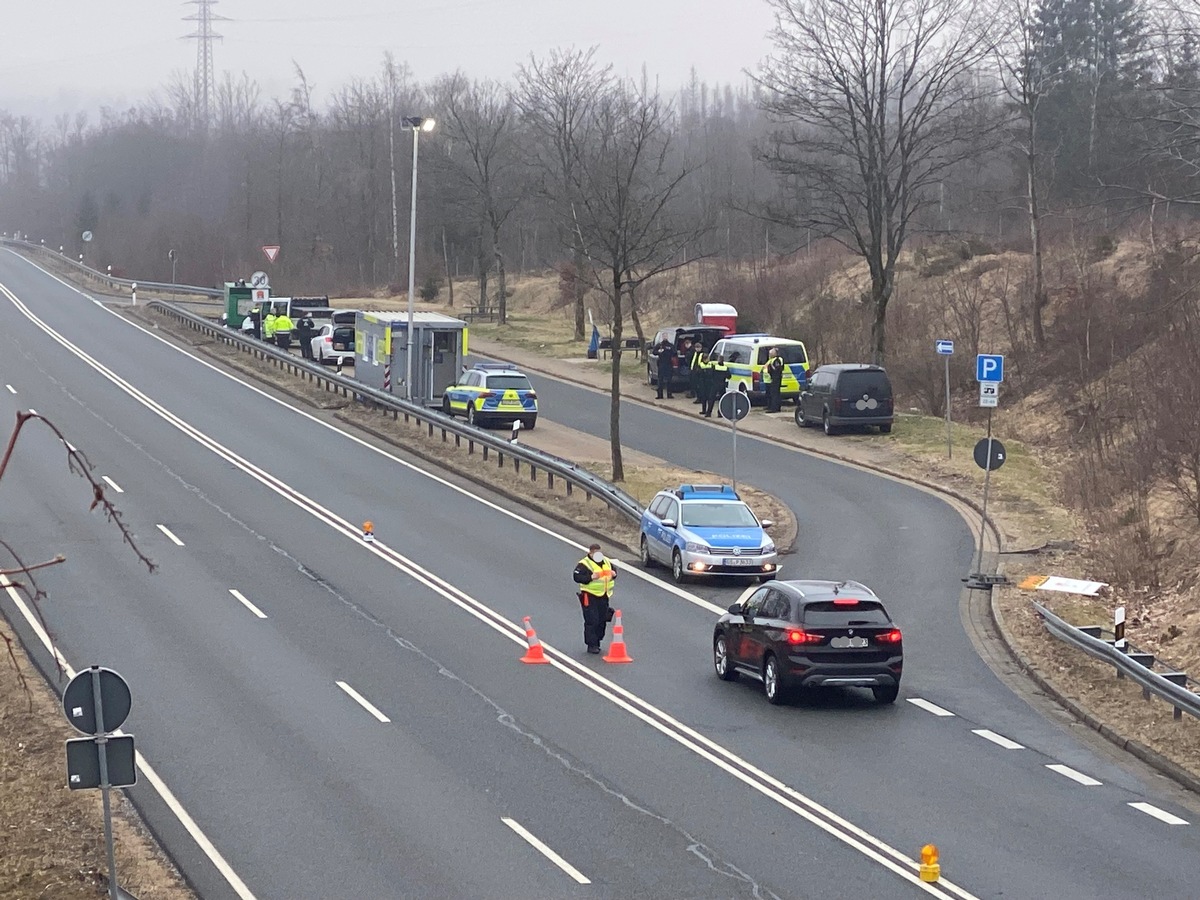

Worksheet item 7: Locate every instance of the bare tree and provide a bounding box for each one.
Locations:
[432,73,524,324]
[571,78,708,481]
[515,48,615,340]
[997,0,1060,345]
[758,0,994,364]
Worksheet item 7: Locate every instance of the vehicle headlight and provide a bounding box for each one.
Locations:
[763,541,776,554]
[685,542,711,554]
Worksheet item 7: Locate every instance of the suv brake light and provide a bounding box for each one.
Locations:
[787,629,823,645]
[875,629,902,644]
[832,598,859,606]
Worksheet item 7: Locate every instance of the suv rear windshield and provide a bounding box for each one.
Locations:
[484,374,533,391]
[681,501,759,528]
[801,601,891,626]
[837,371,890,394]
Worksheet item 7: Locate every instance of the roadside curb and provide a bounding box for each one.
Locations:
[989,584,1200,796]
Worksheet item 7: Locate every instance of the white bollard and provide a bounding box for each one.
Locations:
[510,419,522,443]
[131,282,138,306]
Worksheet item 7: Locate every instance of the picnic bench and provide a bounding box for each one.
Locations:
[463,304,499,322]
[599,337,645,359]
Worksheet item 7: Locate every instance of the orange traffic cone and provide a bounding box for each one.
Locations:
[603,609,633,663]
[520,616,551,664]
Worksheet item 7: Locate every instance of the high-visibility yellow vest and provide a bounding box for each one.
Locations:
[580,556,615,598]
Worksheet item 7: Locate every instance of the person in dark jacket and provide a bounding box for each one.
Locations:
[698,352,716,417]
[764,347,785,413]
[296,312,317,360]
[573,543,617,653]
[655,339,677,399]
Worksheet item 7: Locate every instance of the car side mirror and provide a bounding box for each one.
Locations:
[661,518,676,528]
[761,519,774,530]
[727,602,743,614]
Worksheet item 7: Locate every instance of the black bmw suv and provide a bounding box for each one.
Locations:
[712,579,903,705]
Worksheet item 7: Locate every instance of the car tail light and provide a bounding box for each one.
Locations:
[875,629,903,644]
[479,391,495,398]
[832,598,859,606]
[787,629,822,645]
[323,335,332,343]
[527,391,537,399]
[752,371,761,386]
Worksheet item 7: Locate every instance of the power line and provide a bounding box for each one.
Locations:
[182,0,229,126]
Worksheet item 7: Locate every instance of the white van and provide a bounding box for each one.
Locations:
[709,334,811,403]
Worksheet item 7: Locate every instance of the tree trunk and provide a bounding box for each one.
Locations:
[442,228,454,307]
[1029,149,1047,346]
[869,268,894,366]
[609,267,624,483]
[477,233,489,313]
[493,217,508,325]
[627,284,647,359]
[573,244,587,341]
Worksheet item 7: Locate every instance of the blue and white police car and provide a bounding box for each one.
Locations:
[639,484,778,584]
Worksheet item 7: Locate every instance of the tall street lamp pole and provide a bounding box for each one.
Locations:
[402,116,435,402]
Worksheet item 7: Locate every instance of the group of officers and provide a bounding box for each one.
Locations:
[653,337,788,415]
[240,307,319,360]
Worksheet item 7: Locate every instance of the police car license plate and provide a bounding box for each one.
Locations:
[723,558,757,567]
[831,636,869,649]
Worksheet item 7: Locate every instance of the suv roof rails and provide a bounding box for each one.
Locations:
[473,362,520,370]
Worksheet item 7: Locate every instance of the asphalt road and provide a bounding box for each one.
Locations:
[1,249,1197,900]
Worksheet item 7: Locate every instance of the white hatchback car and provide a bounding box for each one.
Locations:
[311,323,355,367]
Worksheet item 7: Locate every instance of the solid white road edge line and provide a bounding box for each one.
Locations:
[5,384,15,394]
[0,275,975,899]
[0,575,258,900]
[229,589,267,619]
[1128,802,1189,825]
[501,817,591,885]
[156,524,185,546]
[335,681,391,722]
[971,729,1024,750]
[907,698,956,717]
[102,475,124,493]
[1045,764,1102,786]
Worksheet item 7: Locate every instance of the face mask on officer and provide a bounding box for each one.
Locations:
[591,551,604,563]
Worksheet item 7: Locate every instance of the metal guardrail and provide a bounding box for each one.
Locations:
[0,236,222,299]
[1034,601,1200,722]
[148,300,645,524]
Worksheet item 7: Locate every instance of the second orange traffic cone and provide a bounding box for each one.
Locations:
[603,609,633,663]
[520,616,551,664]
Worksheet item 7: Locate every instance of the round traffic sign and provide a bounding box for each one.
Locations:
[718,390,751,422]
[973,438,1007,472]
[250,270,270,289]
[62,666,131,735]
[81,230,93,242]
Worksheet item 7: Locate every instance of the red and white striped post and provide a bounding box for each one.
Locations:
[383,362,392,392]
[1114,605,1127,678]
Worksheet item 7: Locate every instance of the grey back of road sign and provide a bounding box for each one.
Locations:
[63,667,131,735]
[973,438,1007,471]
[66,735,136,789]
[718,390,751,422]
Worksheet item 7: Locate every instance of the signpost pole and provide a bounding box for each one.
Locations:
[975,409,994,577]
[88,668,119,900]
[731,414,738,492]
[944,354,952,459]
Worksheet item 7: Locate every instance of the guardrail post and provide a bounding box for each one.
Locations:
[548,472,554,490]
[1159,673,1188,719]
[531,464,537,483]
[1079,626,1103,639]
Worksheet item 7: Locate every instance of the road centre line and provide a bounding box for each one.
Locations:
[336,681,391,722]
[1045,764,1102,786]
[907,698,956,717]
[1,277,979,899]
[102,475,124,493]
[0,573,259,900]
[156,524,185,546]
[1128,802,1189,825]
[229,589,267,619]
[972,729,1024,750]
[501,818,590,884]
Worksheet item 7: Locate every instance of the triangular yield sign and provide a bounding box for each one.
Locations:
[262,245,280,263]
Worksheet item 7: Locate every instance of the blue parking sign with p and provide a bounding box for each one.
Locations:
[976,354,1004,383]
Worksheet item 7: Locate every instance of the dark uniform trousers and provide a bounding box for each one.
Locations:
[579,592,611,648]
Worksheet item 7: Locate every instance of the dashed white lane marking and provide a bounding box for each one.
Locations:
[27,407,37,414]
[1129,802,1189,825]
[972,729,1024,750]
[336,681,390,723]
[1045,764,1102,786]
[907,698,955,717]
[501,817,591,884]
[102,475,124,493]
[5,384,14,394]
[229,589,267,619]
[156,524,185,546]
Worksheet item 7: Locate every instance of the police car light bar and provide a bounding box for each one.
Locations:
[675,484,739,498]
[475,362,519,370]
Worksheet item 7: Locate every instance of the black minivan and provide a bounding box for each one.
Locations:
[646,325,730,391]
[795,364,894,435]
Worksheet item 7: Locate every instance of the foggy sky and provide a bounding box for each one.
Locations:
[0,0,776,119]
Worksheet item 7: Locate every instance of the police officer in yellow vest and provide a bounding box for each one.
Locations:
[262,310,277,343]
[705,353,729,417]
[572,542,617,654]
